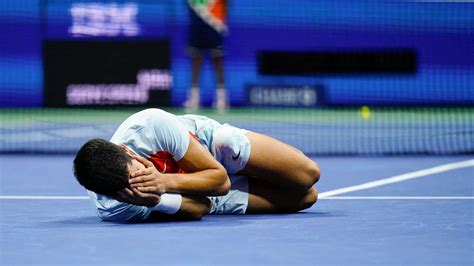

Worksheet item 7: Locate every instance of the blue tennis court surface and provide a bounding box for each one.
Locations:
[1,155,472,265]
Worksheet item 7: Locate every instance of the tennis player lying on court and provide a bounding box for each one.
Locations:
[73,108,320,222]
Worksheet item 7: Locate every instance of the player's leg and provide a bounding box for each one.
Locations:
[211,126,319,192]
[240,132,320,193]
[246,177,318,214]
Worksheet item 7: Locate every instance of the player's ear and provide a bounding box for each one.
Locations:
[119,144,135,157]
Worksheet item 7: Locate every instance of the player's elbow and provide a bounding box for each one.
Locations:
[212,167,231,196]
[95,204,148,223]
[181,195,211,220]
[187,209,207,220]
[217,176,231,196]
[213,176,231,196]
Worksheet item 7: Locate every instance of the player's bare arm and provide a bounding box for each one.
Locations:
[115,187,211,221]
[129,135,230,196]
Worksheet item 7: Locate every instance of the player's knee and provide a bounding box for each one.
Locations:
[297,161,320,189]
[284,187,318,212]
[300,187,318,210]
[306,161,320,184]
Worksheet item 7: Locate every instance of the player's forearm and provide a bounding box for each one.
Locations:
[177,195,211,219]
[149,195,211,221]
[164,168,230,196]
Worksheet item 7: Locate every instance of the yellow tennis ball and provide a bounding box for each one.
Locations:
[360,106,371,120]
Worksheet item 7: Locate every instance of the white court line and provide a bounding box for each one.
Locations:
[319,159,474,199]
[0,196,89,200]
[323,196,474,200]
[0,159,473,201]
[0,195,472,201]
[0,195,472,200]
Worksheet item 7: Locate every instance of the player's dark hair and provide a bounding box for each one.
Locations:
[73,138,131,196]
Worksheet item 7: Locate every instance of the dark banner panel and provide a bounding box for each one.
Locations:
[258,50,417,75]
[43,40,172,107]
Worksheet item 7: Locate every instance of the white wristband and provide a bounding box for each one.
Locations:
[150,193,182,214]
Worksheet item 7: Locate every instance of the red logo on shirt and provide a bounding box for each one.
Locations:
[148,151,185,174]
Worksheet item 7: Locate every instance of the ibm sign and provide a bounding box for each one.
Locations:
[69,3,140,37]
[247,85,325,108]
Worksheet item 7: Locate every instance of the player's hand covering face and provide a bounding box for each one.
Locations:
[114,187,161,208]
[128,155,168,195]
[113,156,161,207]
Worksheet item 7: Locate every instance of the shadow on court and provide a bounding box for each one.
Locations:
[44,211,339,228]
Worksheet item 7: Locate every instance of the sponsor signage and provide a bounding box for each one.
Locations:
[247,84,325,107]
[43,40,172,107]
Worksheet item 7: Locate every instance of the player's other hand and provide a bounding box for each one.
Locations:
[114,187,161,208]
[129,155,168,195]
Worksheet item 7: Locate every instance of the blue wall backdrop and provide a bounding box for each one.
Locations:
[1,0,473,107]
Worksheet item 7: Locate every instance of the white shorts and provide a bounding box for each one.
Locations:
[207,123,250,214]
[208,175,248,214]
[180,115,251,214]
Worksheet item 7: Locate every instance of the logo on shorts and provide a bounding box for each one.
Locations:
[232,149,241,160]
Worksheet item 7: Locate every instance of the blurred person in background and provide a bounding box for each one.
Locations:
[184,0,229,112]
